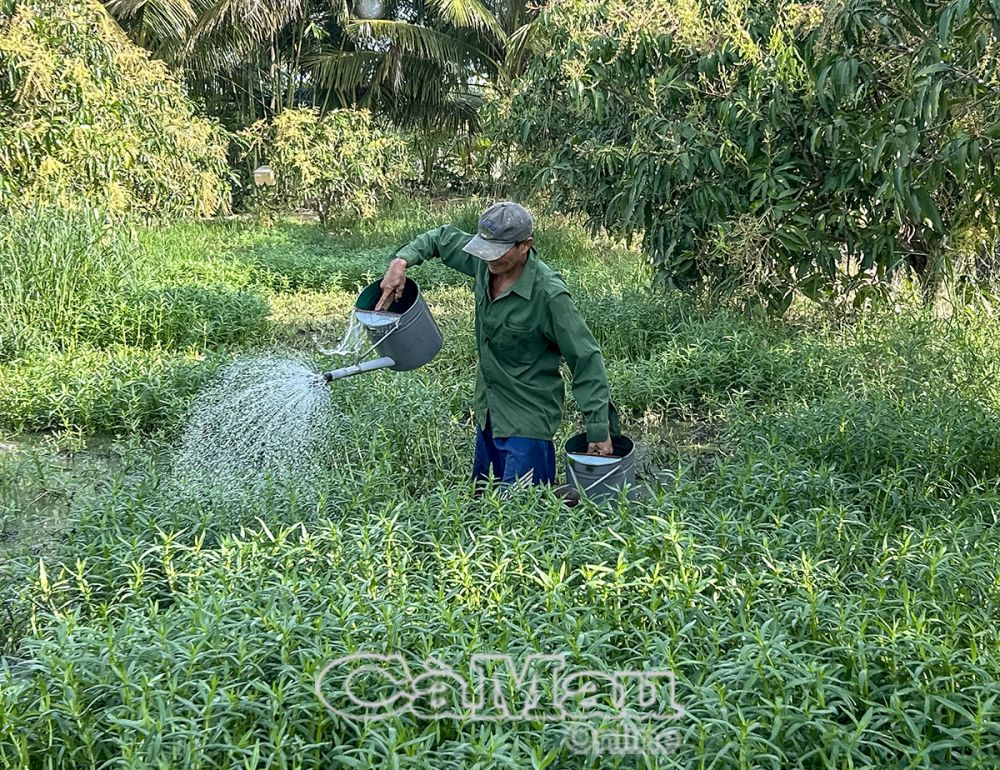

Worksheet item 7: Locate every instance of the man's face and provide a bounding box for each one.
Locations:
[486,238,533,274]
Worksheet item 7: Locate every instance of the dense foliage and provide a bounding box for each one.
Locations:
[0,206,137,361]
[0,0,232,218]
[96,0,539,191]
[0,202,270,431]
[100,0,534,135]
[495,0,1000,312]
[237,108,413,224]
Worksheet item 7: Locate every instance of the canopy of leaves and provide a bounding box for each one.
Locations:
[0,0,232,218]
[494,0,1000,313]
[237,107,414,223]
[99,0,530,137]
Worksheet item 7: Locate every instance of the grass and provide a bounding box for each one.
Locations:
[0,205,136,360]
[3,198,1000,766]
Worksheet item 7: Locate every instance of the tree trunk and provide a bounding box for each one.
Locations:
[422,137,437,189]
[269,39,279,114]
[907,243,956,317]
[287,16,306,109]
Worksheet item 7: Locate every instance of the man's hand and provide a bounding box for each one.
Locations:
[587,437,614,456]
[375,258,408,311]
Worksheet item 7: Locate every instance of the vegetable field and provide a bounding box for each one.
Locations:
[3,200,1000,767]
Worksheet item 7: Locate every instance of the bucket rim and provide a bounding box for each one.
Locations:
[566,452,624,468]
[356,277,423,320]
[564,431,634,461]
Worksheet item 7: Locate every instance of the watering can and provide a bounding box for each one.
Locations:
[321,277,443,383]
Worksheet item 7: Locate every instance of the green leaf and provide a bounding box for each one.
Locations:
[709,148,723,173]
[798,273,826,301]
[938,5,955,43]
[915,187,944,231]
[870,133,889,174]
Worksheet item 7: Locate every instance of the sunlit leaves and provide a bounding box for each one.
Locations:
[496,0,1000,312]
[236,107,414,223]
[0,0,231,218]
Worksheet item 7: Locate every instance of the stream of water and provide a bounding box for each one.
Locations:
[313,309,400,357]
[169,356,333,503]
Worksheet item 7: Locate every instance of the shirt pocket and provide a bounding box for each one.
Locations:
[493,321,542,367]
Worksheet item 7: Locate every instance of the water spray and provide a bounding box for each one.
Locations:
[168,278,443,503]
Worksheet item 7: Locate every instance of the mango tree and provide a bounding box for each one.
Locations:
[493,0,1000,312]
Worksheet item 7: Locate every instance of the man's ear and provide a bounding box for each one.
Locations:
[523,237,534,252]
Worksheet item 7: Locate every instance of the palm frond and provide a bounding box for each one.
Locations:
[502,18,535,82]
[311,44,482,132]
[310,50,383,94]
[427,0,504,41]
[188,0,305,50]
[104,0,198,50]
[346,19,498,72]
[98,0,534,136]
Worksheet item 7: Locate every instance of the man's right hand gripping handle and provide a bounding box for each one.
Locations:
[375,258,408,311]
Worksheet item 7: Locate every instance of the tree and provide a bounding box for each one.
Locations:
[492,0,1000,313]
[103,0,318,129]
[0,0,231,217]
[101,0,534,137]
[236,107,412,224]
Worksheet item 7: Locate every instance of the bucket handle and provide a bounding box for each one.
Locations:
[566,401,624,496]
[567,459,625,495]
[351,253,411,367]
[350,313,403,367]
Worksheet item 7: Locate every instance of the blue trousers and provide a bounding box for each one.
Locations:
[472,416,556,487]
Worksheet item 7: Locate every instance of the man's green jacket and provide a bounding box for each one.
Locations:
[396,225,610,443]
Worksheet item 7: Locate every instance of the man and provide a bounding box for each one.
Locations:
[376,201,613,492]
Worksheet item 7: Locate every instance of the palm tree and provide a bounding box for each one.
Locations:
[102,0,538,182]
[103,0,315,128]
[312,0,537,183]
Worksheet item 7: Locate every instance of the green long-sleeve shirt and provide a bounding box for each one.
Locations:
[395,225,610,442]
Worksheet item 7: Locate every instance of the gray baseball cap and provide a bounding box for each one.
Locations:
[462,201,534,261]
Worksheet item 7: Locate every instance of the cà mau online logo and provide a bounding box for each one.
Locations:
[315,651,684,754]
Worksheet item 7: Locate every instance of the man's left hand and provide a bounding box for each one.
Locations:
[587,437,614,456]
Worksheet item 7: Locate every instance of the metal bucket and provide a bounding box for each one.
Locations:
[563,404,634,502]
[354,277,443,371]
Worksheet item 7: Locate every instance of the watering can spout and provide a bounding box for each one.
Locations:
[321,355,396,383]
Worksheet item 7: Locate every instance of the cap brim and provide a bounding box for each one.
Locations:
[462,235,513,262]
